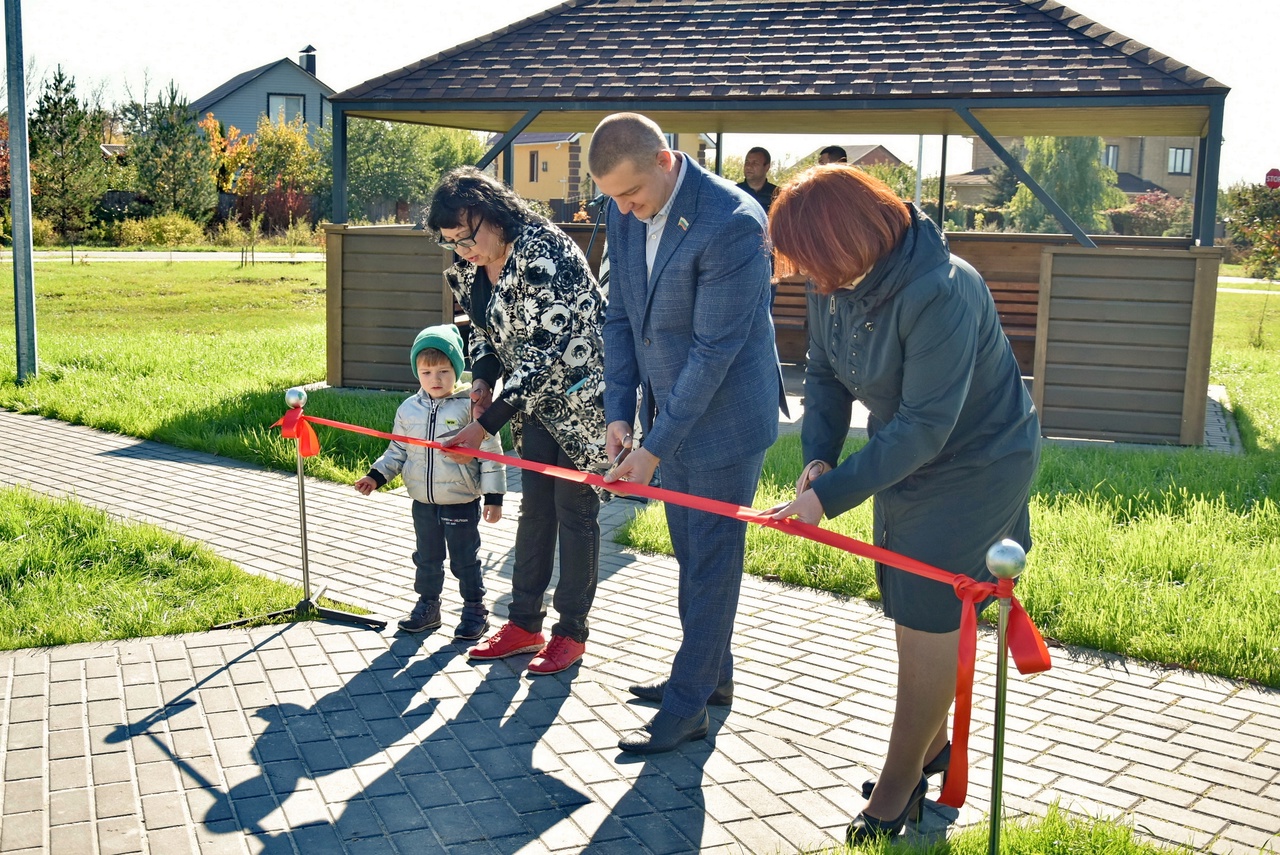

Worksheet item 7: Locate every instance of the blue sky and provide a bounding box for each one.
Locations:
[3,0,1272,184]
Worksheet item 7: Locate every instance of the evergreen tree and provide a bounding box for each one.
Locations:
[28,66,108,236]
[130,82,216,220]
[982,143,1023,208]
[1007,136,1126,234]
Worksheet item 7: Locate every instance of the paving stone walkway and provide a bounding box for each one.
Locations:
[0,408,1275,854]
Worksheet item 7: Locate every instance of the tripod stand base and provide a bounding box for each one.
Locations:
[213,599,387,631]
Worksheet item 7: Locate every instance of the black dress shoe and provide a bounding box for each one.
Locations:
[846,775,928,844]
[618,709,710,754]
[628,678,733,706]
[861,741,950,799]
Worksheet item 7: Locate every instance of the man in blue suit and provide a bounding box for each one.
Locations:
[589,113,783,754]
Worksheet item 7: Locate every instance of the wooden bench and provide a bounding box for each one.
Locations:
[985,280,1038,376]
[772,274,810,363]
[769,274,1039,374]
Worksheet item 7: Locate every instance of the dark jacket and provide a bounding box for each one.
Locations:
[604,159,782,469]
[803,208,1040,518]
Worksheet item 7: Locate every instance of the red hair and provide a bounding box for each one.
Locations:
[769,165,910,294]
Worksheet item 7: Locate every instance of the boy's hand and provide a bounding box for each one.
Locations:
[353,476,377,496]
[483,505,503,524]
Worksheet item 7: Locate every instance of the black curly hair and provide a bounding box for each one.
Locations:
[426,166,547,243]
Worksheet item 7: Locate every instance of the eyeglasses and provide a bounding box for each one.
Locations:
[437,228,478,251]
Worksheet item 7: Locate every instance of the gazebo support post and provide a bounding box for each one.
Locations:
[938,134,949,224]
[332,107,348,223]
[1193,97,1225,246]
[475,108,544,182]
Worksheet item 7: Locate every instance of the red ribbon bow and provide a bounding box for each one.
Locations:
[275,408,1051,806]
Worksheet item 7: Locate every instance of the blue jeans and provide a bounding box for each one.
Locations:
[411,499,485,603]
[508,414,601,643]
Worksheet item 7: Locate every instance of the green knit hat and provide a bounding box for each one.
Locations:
[409,324,465,381]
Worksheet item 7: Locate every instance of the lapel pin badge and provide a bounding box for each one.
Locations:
[677,217,689,231]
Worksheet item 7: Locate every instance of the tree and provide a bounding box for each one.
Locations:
[234,113,322,233]
[982,143,1023,208]
[197,114,252,194]
[1224,183,1280,280]
[27,67,108,237]
[314,120,485,221]
[129,82,217,221]
[0,116,10,198]
[1007,136,1126,234]
[246,113,320,192]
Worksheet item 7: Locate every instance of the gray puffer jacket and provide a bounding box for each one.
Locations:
[367,389,506,505]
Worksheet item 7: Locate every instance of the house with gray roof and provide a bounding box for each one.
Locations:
[192,47,334,141]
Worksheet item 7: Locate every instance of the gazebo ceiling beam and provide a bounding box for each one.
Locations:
[475,108,543,173]
[332,94,1220,139]
[954,105,1096,249]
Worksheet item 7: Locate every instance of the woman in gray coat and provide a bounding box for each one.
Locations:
[767,166,1040,844]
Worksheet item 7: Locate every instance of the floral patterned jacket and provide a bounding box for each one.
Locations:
[445,221,610,484]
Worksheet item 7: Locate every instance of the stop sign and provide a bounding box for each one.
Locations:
[1268,168,1280,189]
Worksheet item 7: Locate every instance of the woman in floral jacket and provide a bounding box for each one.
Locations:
[428,166,609,677]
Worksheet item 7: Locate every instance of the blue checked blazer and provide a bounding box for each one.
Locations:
[603,158,782,470]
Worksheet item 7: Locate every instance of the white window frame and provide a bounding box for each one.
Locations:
[267,93,305,125]
[1168,147,1193,176]
[1104,144,1120,171]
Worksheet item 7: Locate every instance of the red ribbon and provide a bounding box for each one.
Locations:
[271,408,320,457]
[275,408,1051,807]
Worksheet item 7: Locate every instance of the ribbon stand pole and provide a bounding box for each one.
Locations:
[985,538,1027,855]
[216,389,386,630]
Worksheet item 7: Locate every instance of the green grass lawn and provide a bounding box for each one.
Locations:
[26,244,325,254]
[813,804,1191,854]
[2,260,1279,689]
[0,261,402,484]
[0,485,351,649]
[623,286,1280,689]
[1213,262,1274,281]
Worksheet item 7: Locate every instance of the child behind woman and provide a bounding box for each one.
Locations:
[354,324,506,637]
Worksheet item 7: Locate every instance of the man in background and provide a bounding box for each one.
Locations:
[735,146,778,215]
[818,145,848,165]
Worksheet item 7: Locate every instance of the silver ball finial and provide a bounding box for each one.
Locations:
[986,538,1026,580]
[284,387,308,409]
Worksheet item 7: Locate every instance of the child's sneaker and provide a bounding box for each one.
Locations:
[454,601,489,640]
[467,621,545,659]
[398,598,441,633]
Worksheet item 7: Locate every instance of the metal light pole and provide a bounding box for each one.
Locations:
[5,0,38,382]
[985,538,1027,855]
[215,389,386,630]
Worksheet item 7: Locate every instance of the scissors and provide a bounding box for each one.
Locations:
[606,434,634,479]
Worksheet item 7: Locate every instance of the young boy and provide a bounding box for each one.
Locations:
[354,324,506,637]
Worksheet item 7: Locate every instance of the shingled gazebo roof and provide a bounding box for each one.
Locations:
[331,0,1228,137]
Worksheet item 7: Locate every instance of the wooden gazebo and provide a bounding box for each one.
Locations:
[323,0,1228,445]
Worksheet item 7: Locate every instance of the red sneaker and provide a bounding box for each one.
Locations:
[527,635,585,675]
[467,622,546,660]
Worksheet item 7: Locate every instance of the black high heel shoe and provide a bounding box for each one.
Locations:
[860,740,950,799]
[846,775,928,845]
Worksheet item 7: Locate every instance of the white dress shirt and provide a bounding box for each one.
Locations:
[642,153,689,280]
